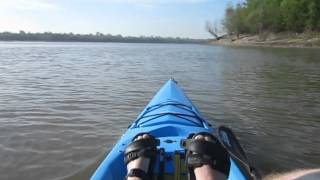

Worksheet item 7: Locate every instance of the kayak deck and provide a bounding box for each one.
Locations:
[91,79,250,180]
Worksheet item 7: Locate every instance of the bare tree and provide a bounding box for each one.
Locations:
[206,21,221,40]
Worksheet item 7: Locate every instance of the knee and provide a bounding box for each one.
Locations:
[264,168,320,180]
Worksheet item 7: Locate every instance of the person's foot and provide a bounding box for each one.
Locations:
[193,134,227,180]
[126,134,152,180]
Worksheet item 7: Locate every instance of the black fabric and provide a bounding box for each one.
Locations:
[124,135,159,180]
[124,149,156,165]
[181,133,230,178]
[126,168,149,180]
[187,139,230,175]
[124,138,159,165]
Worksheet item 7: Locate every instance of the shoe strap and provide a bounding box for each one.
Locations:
[124,138,159,164]
[183,138,230,176]
[126,168,149,180]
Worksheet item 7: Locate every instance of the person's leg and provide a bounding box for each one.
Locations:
[264,168,320,180]
[193,135,227,180]
[126,134,152,180]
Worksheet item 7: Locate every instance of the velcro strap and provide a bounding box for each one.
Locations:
[124,138,159,164]
[183,138,230,175]
[188,140,219,156]
[187,153,217,168]
[126,168,149,180]
[124,138,159,154]
[124,149,156,164]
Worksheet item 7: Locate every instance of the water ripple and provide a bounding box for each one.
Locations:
[0,42,319,179]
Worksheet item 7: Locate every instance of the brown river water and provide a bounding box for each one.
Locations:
[0,42,319,180]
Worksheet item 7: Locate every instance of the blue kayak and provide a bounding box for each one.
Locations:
[91,79,258,180]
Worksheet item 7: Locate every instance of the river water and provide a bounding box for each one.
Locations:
[0,42,319,180]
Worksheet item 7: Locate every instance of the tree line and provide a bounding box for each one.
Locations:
[223,0,320,35]
[0,31,204,44]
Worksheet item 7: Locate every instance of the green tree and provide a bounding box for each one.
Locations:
[280,0,307,32]
[222,0,320,34]
[223,4,237,34]
[305,0,320,31]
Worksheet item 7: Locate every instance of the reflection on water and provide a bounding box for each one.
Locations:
[0,42,319,179]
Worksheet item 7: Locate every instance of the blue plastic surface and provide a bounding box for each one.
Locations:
[90,79,247,180]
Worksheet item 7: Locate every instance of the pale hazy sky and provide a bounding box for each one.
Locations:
[0,0,244,38]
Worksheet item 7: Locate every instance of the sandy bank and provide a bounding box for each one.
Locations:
[209,32,320,48]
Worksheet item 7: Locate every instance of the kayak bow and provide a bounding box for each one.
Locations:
[91,79,258,180]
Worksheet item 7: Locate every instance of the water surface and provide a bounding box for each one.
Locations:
[0,42,319,179]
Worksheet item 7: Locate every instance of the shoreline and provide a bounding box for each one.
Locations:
[0,40,202,45]
[208,33,320,48]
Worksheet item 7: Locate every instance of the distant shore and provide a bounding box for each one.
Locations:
[0,31,205,44]
[209,32,320,48]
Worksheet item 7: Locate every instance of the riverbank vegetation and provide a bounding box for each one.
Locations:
[224,0,320,35]
[0,31,204,44]
[210,0,320,47]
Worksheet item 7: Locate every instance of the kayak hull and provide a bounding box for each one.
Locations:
[91,79,249,180]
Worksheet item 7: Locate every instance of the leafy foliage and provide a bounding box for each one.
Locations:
[223,0,320,34]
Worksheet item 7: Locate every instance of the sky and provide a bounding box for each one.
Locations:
[0,0,244,39]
